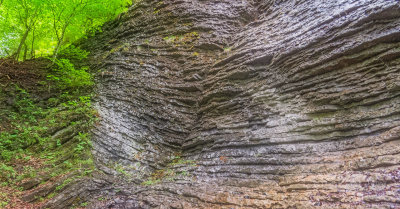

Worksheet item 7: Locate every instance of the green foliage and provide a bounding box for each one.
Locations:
[58,45,89,61]
[16,166,37,182]
[224,47,232,53]
[163,32,199,45]
[141,179,161,186]
[0,163,15,182]
[0,0,132,60]
[0,191,10,208]
[0,85,97,162]
[55,178,73,191]
[0,201,8,208]
[0,86,47,161]
[169,155,196,166]
[0,1,115,201]
[47,58,93,90]
[0,61,97,195]
[115,164,130,176]
[141,154,197,186]
[74,132,92,154]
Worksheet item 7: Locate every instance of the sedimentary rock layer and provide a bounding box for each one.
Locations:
[47,0,400,208]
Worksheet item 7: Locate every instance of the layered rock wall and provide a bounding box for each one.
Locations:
[54,0,400,208]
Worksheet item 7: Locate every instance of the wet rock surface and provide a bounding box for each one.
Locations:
[49,0,400,208]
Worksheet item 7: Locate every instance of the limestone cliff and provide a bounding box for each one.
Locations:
[45,0,400,208]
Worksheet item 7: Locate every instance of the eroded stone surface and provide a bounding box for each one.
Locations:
[45,0,400,208]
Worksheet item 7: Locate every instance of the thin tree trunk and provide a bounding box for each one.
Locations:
[53,40,62,61]
[23,43,28,61]
[31,27,36,59]
[15,28,30,61]
[52,24,68,61]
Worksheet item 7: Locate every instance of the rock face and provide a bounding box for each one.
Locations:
[49,0,400,208]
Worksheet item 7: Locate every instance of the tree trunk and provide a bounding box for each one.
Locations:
[15,28,30,61]
[52,24,69,61]
[23,43,28,61]
[30,27,35,59]
[40,0,400,208]
[52,40,62,61]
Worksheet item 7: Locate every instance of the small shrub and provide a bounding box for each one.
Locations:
[48,59,93,90]
[58,45,89,61]
[74,132,92,154]
[0,163,15,182]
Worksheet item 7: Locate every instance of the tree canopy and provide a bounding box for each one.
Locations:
[0,0,132,60]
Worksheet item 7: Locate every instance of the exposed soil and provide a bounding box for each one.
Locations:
[0,58,49,91]
[0,156,49,209]
[0,58,56,209]
[0,58,51,133]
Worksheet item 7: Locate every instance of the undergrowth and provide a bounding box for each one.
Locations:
[0,46,97,207]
